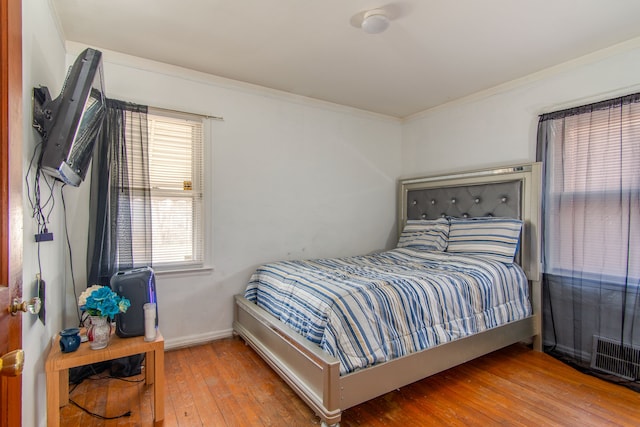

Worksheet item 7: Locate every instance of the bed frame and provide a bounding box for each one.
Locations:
[233,163,542,426]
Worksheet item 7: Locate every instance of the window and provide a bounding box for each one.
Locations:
[131,109,205,269]
[540,95,640,283]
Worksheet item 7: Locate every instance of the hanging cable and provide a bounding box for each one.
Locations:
[25,138,57,237]
[61,184,81,325]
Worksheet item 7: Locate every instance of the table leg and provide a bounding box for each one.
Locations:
[46,369,60,427]
[59,369,69,406]
[145,350,155,385]
[153,347,165,422]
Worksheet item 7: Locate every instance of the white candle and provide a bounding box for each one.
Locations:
[143,303,157,341]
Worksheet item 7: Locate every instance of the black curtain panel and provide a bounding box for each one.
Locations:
[87,98,152,286]
[537,93,640,386]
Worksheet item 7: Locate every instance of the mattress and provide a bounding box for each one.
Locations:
[244,247,531,375]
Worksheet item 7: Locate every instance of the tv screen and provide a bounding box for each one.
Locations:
[33,48,106,186]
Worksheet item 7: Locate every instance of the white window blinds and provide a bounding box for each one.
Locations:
[145,109,204,268]
[541,97,640,282]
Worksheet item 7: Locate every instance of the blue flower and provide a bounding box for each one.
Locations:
[80,285,130,319]
[118,298,131,313]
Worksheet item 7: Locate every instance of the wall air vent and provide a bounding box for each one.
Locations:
[590,335,640,381]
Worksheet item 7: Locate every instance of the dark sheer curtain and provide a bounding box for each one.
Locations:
[87,98,152,286]
[537,93,640,386]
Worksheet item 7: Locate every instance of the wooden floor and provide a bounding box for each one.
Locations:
[60,337,640,426]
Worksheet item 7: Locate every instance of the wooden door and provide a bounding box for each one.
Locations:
[0,0,23,424]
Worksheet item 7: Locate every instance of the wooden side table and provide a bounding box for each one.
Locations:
[45,330,164,426]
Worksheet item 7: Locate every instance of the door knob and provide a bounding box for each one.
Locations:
[9,297,41,316]
[0,349,24,376]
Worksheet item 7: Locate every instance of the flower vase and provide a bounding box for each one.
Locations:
[88,316,111,350]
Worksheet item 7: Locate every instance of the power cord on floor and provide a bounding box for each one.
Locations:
[67,375,144,420]
[84,375,146,384]
[68,399,131,420]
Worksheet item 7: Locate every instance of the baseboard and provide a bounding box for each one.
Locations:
[164,328,234,351]
[543,339,591,362]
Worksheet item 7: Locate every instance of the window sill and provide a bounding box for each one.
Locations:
[544,271,639,291]
[153,265,214,277]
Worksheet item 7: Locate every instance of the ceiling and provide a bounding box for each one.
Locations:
[52,0,640,118]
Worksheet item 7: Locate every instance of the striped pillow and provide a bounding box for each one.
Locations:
[397,218,449,252]
[447,217,522,263]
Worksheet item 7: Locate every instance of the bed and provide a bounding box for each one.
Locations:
[233,163,542,426]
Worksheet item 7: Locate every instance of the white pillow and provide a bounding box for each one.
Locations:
[397,218,449,252]
[446,217,522,263]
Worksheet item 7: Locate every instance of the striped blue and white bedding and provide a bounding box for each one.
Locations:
[244,247,531,375]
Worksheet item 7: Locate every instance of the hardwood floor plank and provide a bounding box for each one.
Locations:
[58,338,640,426]
[61,382,83,426]
[212,339,267,426]
[415,373,508,426]
[136,370,155,427]
[216,342,259,426]
[184,344,228,425]
[113,376,142,424]
[474,348,640,425]
[453,364,558,425]
[166,347,204,426]
[178,347,208,425]
[235,340,318,425]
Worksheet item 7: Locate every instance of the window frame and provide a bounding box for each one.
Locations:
[143,107,210,272]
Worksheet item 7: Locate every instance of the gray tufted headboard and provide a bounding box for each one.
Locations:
[405,180,522,221]
[398,163,542,281]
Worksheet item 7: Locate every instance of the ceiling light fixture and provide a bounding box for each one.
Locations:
[361,9,390,34]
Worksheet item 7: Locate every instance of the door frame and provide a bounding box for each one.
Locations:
[0,0,24,424]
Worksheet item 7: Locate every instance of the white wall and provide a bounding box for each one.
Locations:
[21,1,68,426]
[64,42,403,348]
[402,38,640,177]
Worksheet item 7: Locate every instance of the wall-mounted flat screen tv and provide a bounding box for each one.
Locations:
[33,48,106,186]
